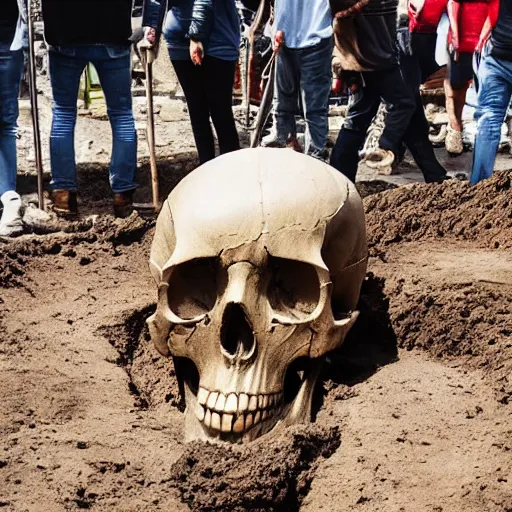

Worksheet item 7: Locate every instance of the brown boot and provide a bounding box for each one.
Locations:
[51,190,78,217]
[286,135,302,153]
[113,190,135,219]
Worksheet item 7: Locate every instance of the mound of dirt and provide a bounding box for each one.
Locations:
[365,171,512,254]
[390,277,510,355]
[0,213,154,290]
[364,173,512,405]
[170,425,341,512]
[367,242,512,406]
[391,279,512,405]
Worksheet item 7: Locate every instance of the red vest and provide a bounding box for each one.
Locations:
[449,1,489,53]
[409,0,448,33]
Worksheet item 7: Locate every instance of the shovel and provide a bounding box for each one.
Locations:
[250,31,283,148]
[27,0,44,210]
[242,0,268,129]
[250,54,276,148]
[134,46,161,214]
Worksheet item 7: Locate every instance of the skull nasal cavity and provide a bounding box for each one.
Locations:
[220,303,255,359]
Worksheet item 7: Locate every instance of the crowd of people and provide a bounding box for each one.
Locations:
[0,0,510,237]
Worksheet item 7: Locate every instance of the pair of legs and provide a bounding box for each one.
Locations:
[0,48,24,197]
[48,45,137,195]
[274,37,333,158]
[397,32,448,182]
[444,51,473,154]
[470,53,512,184]
[330,65,415,182]
[171,55,240,165]
[0,48,24,235]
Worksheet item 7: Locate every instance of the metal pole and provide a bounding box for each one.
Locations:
[27,0,45,210]
[144,52,160,212]
[244,0,268,129]
[243,39,251,128]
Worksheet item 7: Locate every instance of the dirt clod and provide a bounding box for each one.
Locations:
[170,425,341,512]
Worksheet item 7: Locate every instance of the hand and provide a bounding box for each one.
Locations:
[274,30,284,52]
[475,36,487,54]
[142,26,156,48]
[190,40,204,65]
[448,36,459,55]
[332,78,343,94]
[139,27,158,65]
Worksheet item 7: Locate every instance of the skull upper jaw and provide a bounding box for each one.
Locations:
[180,351,325,444]
[151,305,359,443]
[167,318,312,443]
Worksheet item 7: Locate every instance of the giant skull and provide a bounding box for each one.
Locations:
[148,148,367,443]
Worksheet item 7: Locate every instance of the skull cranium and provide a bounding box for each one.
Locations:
[148,148,367,442]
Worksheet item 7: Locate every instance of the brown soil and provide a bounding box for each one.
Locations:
[171,425,341,512]
[1,169,512,511]
[365,171,512,253]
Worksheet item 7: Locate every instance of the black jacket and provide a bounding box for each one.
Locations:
[491,0,512,60]
[332,0,399,73]
[142,0,214,42]
[42,0,134,47]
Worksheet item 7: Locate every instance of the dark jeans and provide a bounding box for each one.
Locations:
[0,49,24,196]
[330,64,415,182]
[274,37,333,157]
[409,31,440,82]
[171,56,240,164]
[49,45,137,193]
[398,31,448,182]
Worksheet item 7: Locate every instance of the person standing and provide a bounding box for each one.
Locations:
[0,0,27,236]
[271,0,334,159]
[329,0,416,182]
[41,0,138,218]
[444,0,490,154]
[142,0,241,165]
[470,0,508,184]
[394,0,450,182]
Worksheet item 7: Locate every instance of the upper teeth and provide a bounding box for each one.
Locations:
[195,388,283,434]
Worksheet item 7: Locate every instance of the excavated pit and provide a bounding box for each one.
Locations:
[1,167,512,511]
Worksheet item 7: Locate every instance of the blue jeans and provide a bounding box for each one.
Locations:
[48,45,137,193]
[274,37,333,156]
[0,49,24,196]
[470,53,512,185]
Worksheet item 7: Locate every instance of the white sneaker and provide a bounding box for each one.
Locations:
[0,191,23,237]
[261,128,285,148]
[445,126,464,155]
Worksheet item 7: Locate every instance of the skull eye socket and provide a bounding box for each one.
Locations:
[268,257,320,320]
[167,258,217,320]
